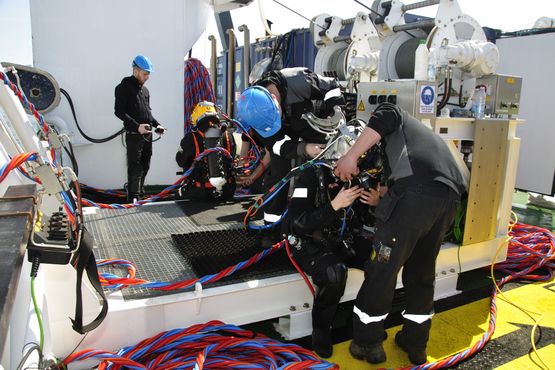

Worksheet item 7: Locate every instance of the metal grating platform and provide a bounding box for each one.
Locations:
[172,229,293,284]
[84,200,291,300]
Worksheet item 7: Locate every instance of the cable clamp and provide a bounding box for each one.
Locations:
[194,282,203,315]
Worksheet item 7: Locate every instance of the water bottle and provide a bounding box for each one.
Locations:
[471,86,486,118]
[427,48,437,81]
[414,39,429,80]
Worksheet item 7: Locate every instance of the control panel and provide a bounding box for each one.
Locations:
[476,74,522,117]
[357,80,438,125]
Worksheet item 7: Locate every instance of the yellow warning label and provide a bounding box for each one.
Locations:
[506,77,515,84]
[357,101,365,111]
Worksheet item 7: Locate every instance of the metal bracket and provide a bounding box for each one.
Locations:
[273,308,313,340]
[301,106,346,139]
[34,164,64,195]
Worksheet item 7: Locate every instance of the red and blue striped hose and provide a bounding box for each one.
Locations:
[184,58,216,134]
[243,160,329,231]
[0,151,38,183]
[219,114,262,172]
[0,151,78,226]
[79,184,127,198]
[81,147,232,209]
[0,70,57,164]
[97,240,283,290]
[62,320,338,369]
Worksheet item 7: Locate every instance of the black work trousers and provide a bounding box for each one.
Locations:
[352,181,460,350]
[294,238,371,332]
[126,133,152,201]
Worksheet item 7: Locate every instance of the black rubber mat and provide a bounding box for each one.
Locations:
[85,202,283,301]
[171,229,294,284]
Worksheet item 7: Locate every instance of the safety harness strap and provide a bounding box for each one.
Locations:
[71,227,108,334]
[192,132,201,156]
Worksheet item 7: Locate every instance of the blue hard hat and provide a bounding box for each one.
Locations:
[132,55,153,73]
[236,86,281,138]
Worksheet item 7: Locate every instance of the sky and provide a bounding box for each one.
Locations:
[1,0,554,66]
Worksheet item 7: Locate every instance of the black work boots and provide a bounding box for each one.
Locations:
[349,340,386,363]
[395,331,428,365]
[349,331,427,365]
[312,328,333,358]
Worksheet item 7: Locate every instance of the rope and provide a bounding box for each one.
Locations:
[79,184,127,198]
[62,320,338,369]
[0,70,57,164]
[0,71,49,138]
[80,147,232,209]
[243,160,332,230]
[97,241,284,290]
[0,151,78,228]
[184,58,215,134]
[0,152,38,183]
[78,118,255,209]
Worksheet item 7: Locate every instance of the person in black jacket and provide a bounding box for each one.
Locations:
[175,101,236,200]
[335,103,466,365]
[282,159,381,359]
[236,67,346,246]
[115,55,165,202]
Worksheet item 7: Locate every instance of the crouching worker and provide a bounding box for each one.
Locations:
[175,101,236,200]
[281,161,376,358]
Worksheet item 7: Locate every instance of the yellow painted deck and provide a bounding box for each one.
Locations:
[331,280,555,369]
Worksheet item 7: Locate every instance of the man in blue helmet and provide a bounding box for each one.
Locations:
[236,67,347,247]
[115,55,166,202]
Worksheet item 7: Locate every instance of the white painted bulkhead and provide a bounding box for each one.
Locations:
[30,0,213,188]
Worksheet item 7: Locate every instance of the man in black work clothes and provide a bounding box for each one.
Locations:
[236,67,347,246]
[335,103,466,365]
[115,55,165,202]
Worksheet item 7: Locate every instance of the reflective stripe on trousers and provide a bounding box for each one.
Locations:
[353,306,388,324]
[402,310,434,324]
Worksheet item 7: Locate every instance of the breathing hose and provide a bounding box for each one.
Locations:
[60,88,124,143]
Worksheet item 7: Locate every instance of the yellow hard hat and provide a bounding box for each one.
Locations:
[191,101,219,127]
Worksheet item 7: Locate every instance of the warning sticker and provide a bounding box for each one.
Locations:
[357,100,365,111]
[419,85,436,114]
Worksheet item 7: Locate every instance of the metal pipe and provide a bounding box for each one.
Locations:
[393,19,436,32]
[402,0,440,11]
[208,35,217,92]
[238,24,250,89]
[225,29,236,115]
